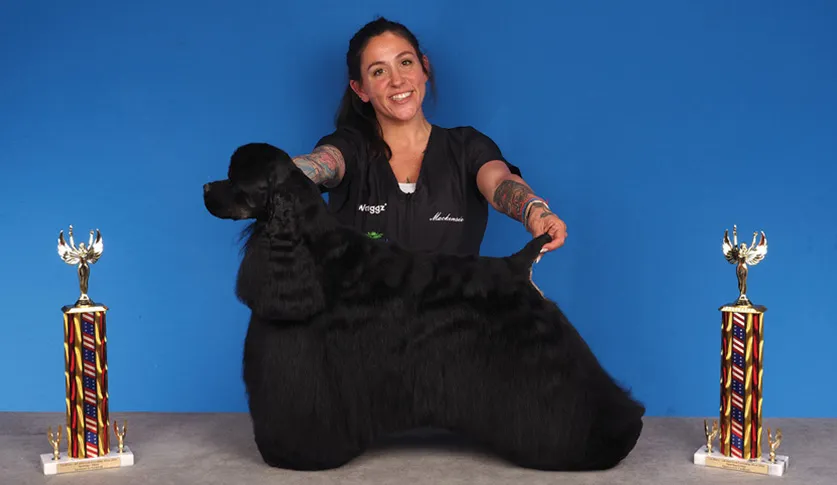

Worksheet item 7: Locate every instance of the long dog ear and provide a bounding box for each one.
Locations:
[235,192,326,321]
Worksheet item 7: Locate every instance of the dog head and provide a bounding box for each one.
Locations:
[203,142,320,222]
[204,142,328,321]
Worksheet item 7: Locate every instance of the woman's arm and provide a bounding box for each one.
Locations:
[292,145,346,188]
[476,160,567,251]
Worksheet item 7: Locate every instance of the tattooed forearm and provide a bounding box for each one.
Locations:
[492,179,535,221]
[292,145,345,187]
[491,178,554,230]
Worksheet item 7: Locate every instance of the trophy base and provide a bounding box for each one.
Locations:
[41,447,134,475]
[693,445,788,476]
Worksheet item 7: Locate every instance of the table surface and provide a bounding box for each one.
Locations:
[2,413,834,485]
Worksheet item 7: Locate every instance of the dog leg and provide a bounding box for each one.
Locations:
[251,422,363,471]
[448,378,643,471]
[243,323,366,471]
[434,316,644,471]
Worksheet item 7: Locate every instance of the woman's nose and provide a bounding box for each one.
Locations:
[390,70,403,85]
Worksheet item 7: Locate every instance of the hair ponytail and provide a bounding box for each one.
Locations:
[335,83,391,162]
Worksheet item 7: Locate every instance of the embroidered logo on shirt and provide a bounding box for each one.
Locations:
[429,212,464,222]
[358,203,387,215]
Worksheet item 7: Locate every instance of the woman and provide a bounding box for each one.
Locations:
[293,17,567,257]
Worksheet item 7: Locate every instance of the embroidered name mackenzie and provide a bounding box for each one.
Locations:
[429,212,464,222]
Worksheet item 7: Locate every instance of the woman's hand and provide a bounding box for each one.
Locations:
[526,204,567,252]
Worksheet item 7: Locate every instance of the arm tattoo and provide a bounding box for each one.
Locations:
[292,145,345,187]
[492,179,535,222]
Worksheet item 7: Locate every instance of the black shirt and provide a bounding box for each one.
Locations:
[316,124,521,256]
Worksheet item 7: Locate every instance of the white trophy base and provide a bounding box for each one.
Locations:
[694,445,788,476]
[41,446,134,475]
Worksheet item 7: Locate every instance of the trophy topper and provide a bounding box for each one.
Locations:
[57,225,103,307]
[722,225,767,307]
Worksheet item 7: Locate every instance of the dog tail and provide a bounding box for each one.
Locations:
[510,233,552,267]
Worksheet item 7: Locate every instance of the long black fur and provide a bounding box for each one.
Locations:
[203,142,646,471]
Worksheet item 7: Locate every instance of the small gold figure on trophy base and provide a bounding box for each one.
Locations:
[768,427,782,463]
[47,426,63,461]
[704,419,719,454]
[114,420,128,453]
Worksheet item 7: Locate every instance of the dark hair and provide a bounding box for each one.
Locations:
[334,17,437,162]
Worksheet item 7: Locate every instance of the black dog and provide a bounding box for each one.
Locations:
[203,142,645,472]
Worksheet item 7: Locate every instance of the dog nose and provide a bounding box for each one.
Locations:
[203,183,210,193]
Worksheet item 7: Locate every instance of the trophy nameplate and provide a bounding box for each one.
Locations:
[693,225,788,476]
[40,226,135,475]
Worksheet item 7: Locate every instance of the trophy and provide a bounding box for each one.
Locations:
[693,225,789,476]
[40,225,135,475]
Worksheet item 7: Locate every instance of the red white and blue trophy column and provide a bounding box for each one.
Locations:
[41,226,134,475]
[694,225,789,476]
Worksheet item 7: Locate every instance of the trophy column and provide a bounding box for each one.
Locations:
[40,225,135,475]
[718,303,765,460]
[63,304,110,459]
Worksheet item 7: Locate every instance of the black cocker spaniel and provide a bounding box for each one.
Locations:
[203,142,645,472]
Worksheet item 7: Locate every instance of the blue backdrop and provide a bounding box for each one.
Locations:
[2,0,834,418]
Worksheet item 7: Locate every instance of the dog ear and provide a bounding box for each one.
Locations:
[235,192,326,321]
[238,245,325,322]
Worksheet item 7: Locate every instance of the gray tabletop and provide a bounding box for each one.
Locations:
[2,413,833,485]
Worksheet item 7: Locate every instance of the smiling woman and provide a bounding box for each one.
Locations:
[290,17,568,257]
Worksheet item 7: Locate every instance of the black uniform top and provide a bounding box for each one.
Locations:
[316,124,521,256]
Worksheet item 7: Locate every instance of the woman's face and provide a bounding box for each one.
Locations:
[351,31,429,124]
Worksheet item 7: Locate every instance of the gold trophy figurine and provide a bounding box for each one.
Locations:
[768,427,783,463]
[47,426,63,460]
[57,225,104,307]
[722,225,767,307]
[113,420,128,453]
[703,419,719,454]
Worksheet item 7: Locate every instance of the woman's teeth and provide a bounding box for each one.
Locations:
[391,91,412,101]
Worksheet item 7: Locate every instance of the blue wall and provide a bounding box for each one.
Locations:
[2,0,835,418]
